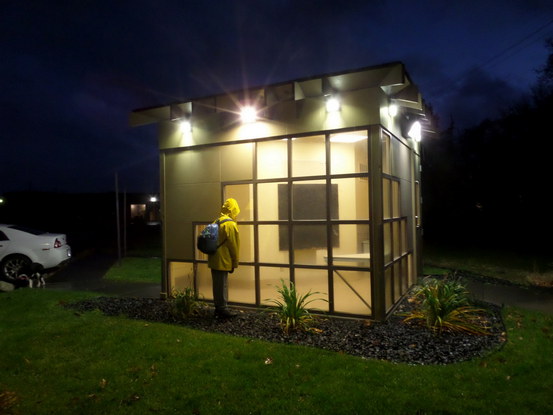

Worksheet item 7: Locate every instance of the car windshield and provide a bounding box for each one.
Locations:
[8,225,47,236]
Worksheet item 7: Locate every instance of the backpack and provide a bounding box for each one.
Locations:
[197,218,232,254]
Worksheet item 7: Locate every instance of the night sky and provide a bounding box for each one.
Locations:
[2,0,553,194]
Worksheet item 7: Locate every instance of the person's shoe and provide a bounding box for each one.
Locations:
[215,309,238,319]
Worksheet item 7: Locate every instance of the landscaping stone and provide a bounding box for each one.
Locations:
[65,294,506,365]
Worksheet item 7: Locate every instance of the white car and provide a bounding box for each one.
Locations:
[0,224,71,280]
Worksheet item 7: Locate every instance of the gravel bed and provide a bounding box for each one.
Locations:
[65,294,506,365]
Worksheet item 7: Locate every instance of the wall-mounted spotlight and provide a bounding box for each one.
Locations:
[408,121,422,142]
[400,113,423,142]
[179,118,192,133]
[388,103,398,117]
[325,95,341,113]
[240,106,257,123]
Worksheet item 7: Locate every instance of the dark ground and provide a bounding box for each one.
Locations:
[66,291,506,366]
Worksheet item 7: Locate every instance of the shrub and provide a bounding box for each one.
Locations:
[268,279,326,334]
[403,276,491,335]
[170,287,201,319]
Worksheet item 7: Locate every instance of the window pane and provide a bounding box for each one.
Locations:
[260,266,290,306]
[221,142,253,181]
[333,269,371,316]
[392,180,400,218]
[331,224,370,268]
[294,268,329,311]
[382,132,391,175]
[169,261,194,289]
[225,183,253,221]
[293,225,328,265]
[393,261,402,302]
[292,134,326,177]
[385,266,393,311]
[258,182,287,221]
[258,225,289,264]
[383,178,391,219]
[285,180,327,221]
[238,224,254,263]
[393,221,400,260]
[384,223,392,264]
[257,140,288,179]
[196,263,212,301]
[331,177,369,220]
[330,131,368,175]
[228,265,255,304]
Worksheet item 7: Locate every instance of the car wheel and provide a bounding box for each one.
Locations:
[1,255,32,280]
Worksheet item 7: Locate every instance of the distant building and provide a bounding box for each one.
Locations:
[131,62,427,320]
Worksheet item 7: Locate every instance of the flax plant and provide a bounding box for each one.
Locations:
[269,279,326,333]
[403,277,491,335]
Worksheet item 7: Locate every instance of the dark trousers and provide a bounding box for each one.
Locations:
[211,269,229,311]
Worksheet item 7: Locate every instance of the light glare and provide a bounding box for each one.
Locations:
[326,96,341,112]
[408,121,422,142]
[240,106,257,123]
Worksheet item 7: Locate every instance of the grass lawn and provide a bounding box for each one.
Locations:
[1,289,552,414]
[103,257,162,284]
[423,244,553,287]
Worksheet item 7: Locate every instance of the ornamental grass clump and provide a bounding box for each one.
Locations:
[170,287,201,319]
[269,280,326,334]
[403,276,491,335]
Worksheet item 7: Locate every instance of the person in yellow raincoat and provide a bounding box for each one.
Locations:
[208,198,240,318]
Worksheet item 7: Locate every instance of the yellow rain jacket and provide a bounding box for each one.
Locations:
[207,198,240,272]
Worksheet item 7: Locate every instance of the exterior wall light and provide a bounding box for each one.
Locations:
[179,119,192,133]
[325,95,341,113]
[240,106,257,123]
[408,120,422,142]
[388,103,398,117]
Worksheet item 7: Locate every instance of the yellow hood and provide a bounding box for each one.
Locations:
[221,198,240,220]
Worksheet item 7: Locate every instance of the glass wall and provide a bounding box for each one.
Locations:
[170,128,415,318]
[382,132,415,311]
[227,130,372,316]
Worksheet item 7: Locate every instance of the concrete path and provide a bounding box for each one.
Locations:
[465,278,553,314]
[45,251,161,298]
[42,251,553,314]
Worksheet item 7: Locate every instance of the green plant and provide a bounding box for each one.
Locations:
[268,279,326,333]
[403,276,491,335]
[170,287,201,319]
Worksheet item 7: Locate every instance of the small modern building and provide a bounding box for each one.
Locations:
[131,61,427,320]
